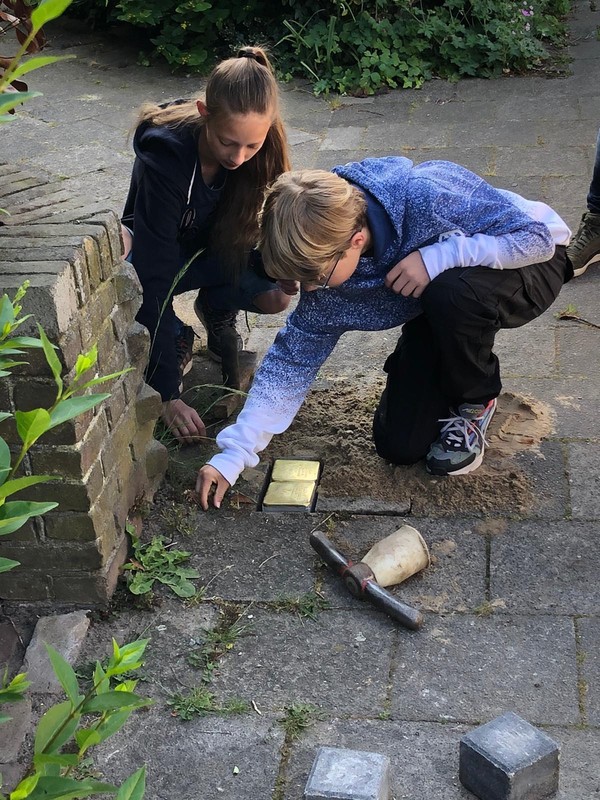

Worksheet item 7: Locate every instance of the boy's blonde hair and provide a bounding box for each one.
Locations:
[259,170,367,282]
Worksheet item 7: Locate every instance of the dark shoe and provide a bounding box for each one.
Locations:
[567,211,600,277]
[425,398,497,476]
[194,293,242,363]
[175,324,194,391]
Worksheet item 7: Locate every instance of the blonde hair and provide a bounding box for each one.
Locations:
[259,170,367,282]
[137,46,291,273]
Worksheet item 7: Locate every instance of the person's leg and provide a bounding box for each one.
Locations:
[372,314,450,464]
[421,247,569,475]
[567,127,600,276]
[175,249,291,361]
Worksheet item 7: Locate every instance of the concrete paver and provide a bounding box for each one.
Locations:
[2,0,599,796]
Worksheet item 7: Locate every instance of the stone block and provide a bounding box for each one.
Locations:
[144,438,169,484]
[0,697,31,762]
[113,262,142,304]
[0,541,103,571]
[125,320,150,364]
[0,569,51,601]
[45,511,97,542]
[0,620,25,675]
[52,534,129,604]
[135,382,162,426]
[86,211,125,270]
[459,712,560,800]
[30,411,109,479]
[0,268,77,340]
[304,746,390,800]
[23,611,90,694]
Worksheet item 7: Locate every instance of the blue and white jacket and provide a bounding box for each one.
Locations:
[208,157,570,486]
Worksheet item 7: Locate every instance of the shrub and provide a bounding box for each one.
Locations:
[74,0,570,95]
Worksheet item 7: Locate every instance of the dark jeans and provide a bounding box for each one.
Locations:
[372,246,571,465]
[587,127,600,214]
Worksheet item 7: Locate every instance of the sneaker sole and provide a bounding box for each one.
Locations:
[426,449,484,477]
[572,251,600,277]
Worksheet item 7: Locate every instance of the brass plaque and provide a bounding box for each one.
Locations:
[263,480,316,509]
[271,459,320,482]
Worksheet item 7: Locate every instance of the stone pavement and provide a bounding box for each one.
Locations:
[2,1,600,798]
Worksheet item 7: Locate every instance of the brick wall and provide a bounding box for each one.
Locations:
[0,163,168,603]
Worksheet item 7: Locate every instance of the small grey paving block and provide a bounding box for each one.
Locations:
[459,712,559,800]
[23,611,90,694]
[304,746,390,800]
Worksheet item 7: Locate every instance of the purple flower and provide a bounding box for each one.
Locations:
[521,8,533,14]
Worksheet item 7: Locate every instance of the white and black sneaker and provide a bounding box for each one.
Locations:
[425,398,497,476]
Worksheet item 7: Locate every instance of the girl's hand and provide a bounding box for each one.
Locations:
[385,251,430,298]
[277,279,300,296]
[161,399,206,445]
[196,465,230,510]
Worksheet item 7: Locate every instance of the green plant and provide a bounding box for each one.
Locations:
[123,525,200,598]
[0,283,130,574]
[0,0,75,122]
[279,703,320,739]
[187,612,251,683]
[0,638,150,800]
[158,500,197,538]
[167,687,248,720]
[272,591,329,620]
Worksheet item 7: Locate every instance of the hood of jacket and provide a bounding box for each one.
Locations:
[132,118,198,189]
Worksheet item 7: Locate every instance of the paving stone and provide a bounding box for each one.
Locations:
[23,611,90,694]
[493,316,558,380]
[319,127,365,151]
[178,512,317,602]
[365,122,449,149]
[76,600,219,701]
[304,746,390,800]
[490,520,600,614]
[212,609,394,715]
[578,616,600,725]
[509,441,570,521]
[284,719,473,800]
[459,712,559,800]
[566,443,600,519]
[389,614,579,725]
[316,516,486,615]
[93,706,284,800]
[557,327,600,379]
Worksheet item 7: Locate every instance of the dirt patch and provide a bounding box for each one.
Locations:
[264,383,554,516]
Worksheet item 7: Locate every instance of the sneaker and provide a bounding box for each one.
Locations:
[194,292,242,363]
[567,211,600,277]
[425,398,497,477]
[175,324,195,391]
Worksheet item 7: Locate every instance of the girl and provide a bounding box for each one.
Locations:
[121,46,295,444]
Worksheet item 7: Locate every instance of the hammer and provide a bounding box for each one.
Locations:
[309,531,424,630]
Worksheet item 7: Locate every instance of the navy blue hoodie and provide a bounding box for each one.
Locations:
[122,119,227,400]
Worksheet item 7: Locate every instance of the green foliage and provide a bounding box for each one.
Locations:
[279,703,321,739]
[167,687,248,720]
[272,591,329,620]
[123,526,200,598]
[0,283,130,574]
[186,615,251,682]
[0,638,149,800]
[76,0,570,95]
[0,0,76,122]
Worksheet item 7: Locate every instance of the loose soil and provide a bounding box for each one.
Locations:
[264,382,554,516]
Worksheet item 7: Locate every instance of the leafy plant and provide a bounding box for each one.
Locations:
[272,591,329,620]
[0,0,75,122]
[0,638,150,800]
[0,283,130,574]
[279,703,321,739]
[186,615,251,682]
[123,525,200,598]
[167,687,248,720]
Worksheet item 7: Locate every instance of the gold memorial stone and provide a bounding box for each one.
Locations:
[271,459,320,482]
[263,480,316,510]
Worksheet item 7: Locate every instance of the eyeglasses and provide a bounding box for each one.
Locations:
[312,251,344,291]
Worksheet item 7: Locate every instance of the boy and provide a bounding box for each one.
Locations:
[197,157,572,509]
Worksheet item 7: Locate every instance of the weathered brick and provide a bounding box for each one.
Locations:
[86,211,125,272]
[0,518,39,544]
[0,268,78,340]
[125,320,150,365]
[103,383,127,432]
[99,404,138,478]
[113,262,142,304]
[52,535,128,603]
[12,377,57,412]
[144,438,169,483]
[44,511,97,542]
[83,237,103,292]
[0,620,25,676]
[21,475,95,512]
[0,541,103,571]
[135,382,162,426]
[0,569,52,601]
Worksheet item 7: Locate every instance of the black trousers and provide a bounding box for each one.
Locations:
[372,246,571,465]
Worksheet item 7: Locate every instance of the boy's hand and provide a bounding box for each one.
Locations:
[385,251,430,298]
[196,465,230,510]
[161,399,206,445]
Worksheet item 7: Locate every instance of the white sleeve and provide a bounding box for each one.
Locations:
[207,313,340,487]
